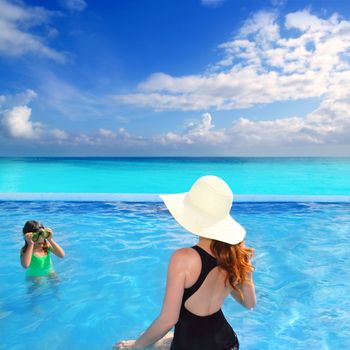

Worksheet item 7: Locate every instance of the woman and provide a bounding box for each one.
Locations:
[116,175,256,350]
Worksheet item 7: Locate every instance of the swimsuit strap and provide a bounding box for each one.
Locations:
[182,245,218,303]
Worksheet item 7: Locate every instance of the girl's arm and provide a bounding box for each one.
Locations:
[21,233,34,268]
[47,229,65,258]
[118,249,188,350]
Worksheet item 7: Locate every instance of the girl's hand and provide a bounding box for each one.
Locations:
[24,232,34,245]
[46,228,53,240]
[113,340,139,350]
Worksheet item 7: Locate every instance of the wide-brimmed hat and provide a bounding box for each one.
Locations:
[160,175,246,245]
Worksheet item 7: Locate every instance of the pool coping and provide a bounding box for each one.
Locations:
[0,193,349,202]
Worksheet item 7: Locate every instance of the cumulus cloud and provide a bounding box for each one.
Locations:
[95,127,146,146]
[154,113,226,145]
[0,89,39,140]
[0,87,147,149]
[116,9,350,111]
[0,89,70,142]
[43,127,146,148]
[3,89,37,107]
[1,105,42,139]
[50,128,68,140]
[58,127,147,148]
[2,98,348,153]
[153,105,350,150]
[98,128,116,139]
[0,0,64,61]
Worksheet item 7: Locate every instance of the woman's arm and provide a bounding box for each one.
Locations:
[21,233,34,268]
[47,229,65,258]
[119,249,188,350]
[134,249,187,349]
[231,272,256,309]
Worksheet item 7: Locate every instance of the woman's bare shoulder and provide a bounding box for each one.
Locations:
[172,247,199,257]
[170,247,200,266]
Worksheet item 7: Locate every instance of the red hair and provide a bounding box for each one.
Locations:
[211,240,254,298]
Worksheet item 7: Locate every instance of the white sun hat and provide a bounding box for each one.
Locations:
[159,175,246,245]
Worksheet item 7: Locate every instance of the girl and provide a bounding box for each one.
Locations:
[20,220,65,279]
[115,175,256,350]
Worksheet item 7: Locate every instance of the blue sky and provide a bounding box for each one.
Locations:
[0,0,350,156]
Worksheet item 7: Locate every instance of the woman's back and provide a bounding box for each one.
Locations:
[182,245,233,316]
[171,244,240,350]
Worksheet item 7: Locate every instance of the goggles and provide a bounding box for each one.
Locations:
[31,228,50,242]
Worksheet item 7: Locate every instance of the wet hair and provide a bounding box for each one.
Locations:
[211,240,254,300]
[21,220,49,255]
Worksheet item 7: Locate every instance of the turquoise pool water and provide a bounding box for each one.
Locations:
[1,157,350,195]
[1,201,349,350]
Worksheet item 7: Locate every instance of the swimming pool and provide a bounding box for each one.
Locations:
[1,200,349,350]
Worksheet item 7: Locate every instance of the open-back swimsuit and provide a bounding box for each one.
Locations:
[170,245,239,350]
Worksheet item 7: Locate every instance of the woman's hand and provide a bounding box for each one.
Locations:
[113,340,140,350]
[24,232,34,245]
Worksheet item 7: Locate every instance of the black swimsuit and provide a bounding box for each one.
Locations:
[170,245,239,350]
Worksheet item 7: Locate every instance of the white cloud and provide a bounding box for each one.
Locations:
[51,128,68,140]
[1,105,43,139]
[153,103,350,150]
[0,0,64,61]
[0,89,39,137]
[1,101,348,153]
[58,0,87,12]
[154,113,222,145]
[116,9,350,112]
[154,113,226,146]
[98,128,116,139]
[64,127,147,148]
[3,89,37,107]
[96,127,145,145]
[285,9,327,31]
[0,89,73,142]
[239,10,280,47]
[118,68,329,111]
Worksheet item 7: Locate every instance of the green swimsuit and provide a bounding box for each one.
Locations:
[24,247,54,277]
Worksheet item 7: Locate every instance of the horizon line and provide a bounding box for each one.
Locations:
[1,155,350,159]
[1,193,349,203]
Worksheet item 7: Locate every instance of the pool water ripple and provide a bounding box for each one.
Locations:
[0,201,349,349]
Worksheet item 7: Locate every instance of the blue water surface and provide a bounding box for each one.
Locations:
[0,157,350,194]
[0,201,349,350]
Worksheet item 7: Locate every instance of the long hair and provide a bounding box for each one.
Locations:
[21,220,49,255]
[210,239,254,299]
